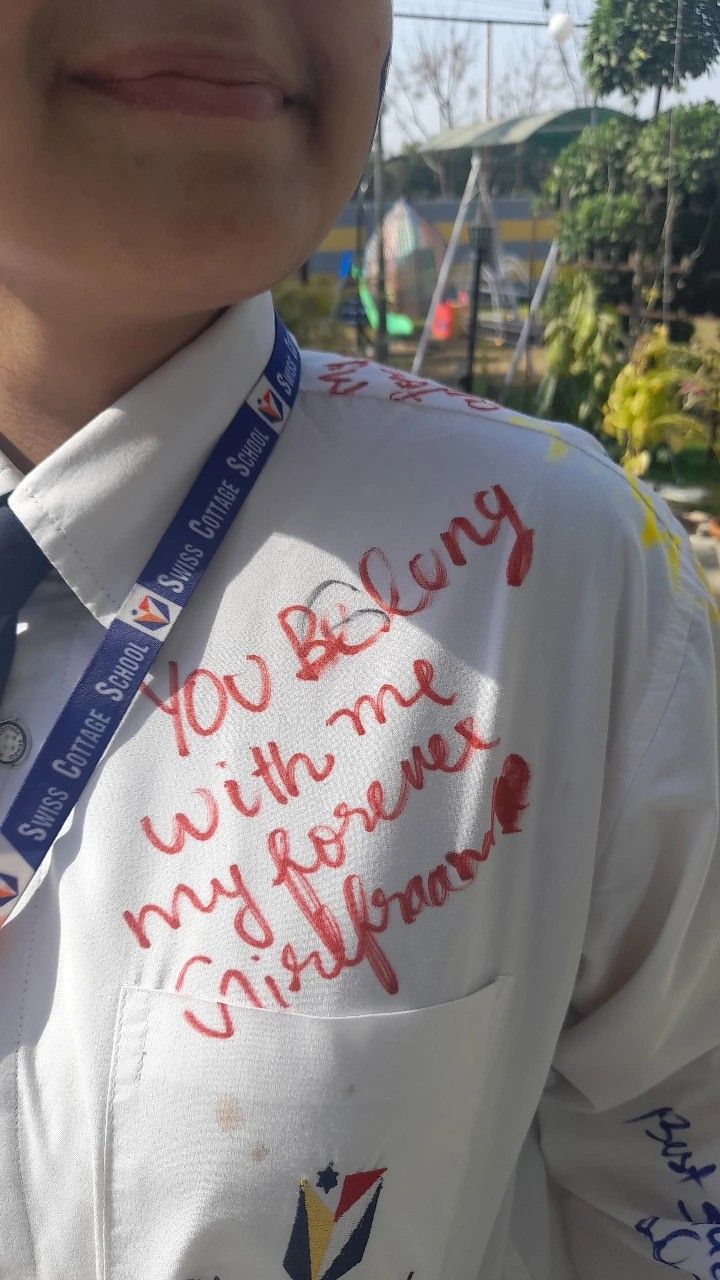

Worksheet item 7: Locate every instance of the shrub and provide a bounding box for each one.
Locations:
[603,327,709,473]
[273,278,354,353]
[537,273,625,432]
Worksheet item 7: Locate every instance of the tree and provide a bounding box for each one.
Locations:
[495,34,574,120]
[387,20,482,196]
[542,105,720,320]
[542,117,641,204]
[583,0,720,111]
[384,148,445,202]
[629,103,720,198]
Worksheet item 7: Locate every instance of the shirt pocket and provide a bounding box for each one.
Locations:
[101,978,514,1280]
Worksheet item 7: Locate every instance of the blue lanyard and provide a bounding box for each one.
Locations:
[0,313,300,903]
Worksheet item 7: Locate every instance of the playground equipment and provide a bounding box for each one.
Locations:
[356,271,415,339]
[364,199,447,318]
[334,263,414,340]
[413,107,629,376]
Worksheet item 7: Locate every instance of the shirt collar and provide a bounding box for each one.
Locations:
[0,456,22,500]
[7,291,276,626]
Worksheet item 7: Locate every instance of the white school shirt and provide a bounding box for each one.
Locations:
[0,290,719,1280]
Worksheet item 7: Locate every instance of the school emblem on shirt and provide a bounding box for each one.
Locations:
[118,585,183,639]
[252,375,288,433]
[284,1162,386,1280]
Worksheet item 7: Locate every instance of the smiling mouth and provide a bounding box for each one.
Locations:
[73,75,292,121]
[70,46,309,121]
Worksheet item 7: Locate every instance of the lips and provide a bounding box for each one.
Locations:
[70,45,306,120]
[77,74,286,120]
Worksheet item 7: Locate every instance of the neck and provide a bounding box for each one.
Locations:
[0,290,222,472]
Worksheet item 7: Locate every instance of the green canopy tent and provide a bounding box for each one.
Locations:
[419,106,627,170]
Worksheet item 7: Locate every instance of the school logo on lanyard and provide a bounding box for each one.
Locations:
[118,586,183,640]
[252,375,289,433]
[0,872,18,903]
[0,313,301,930]
[133,594,171,629]
[284,1163,387,1280]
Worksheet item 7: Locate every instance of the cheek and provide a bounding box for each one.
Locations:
[309,0,392,116]
[0,83,56,260]
[308,6,392,195]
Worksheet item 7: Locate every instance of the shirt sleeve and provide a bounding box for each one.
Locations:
[537,572,720,1279]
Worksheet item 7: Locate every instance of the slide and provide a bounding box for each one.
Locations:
[354,269,415,339]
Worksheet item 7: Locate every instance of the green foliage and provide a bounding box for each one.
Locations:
[542,104,720,315]
[583,0,720,100]
[273,278,353,353]
[558,193,644,263]
[385,148,445,201]
[604,327,709,473]
[544,103,720,223]
[542,118,650,261]
[537,273,625,430]
[384,147,473,201]
[542,118,640,205]
[628,103,720,196]
[686,340,720,451]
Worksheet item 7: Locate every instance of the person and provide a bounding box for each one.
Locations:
[0,2,718,1278]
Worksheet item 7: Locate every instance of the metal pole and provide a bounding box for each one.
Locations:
[485,22,493,120]
[395,12,588,26]
[355,197,364,353]
[662,0,685,325]
[411,152,482,376]
[355,174,370,354]
[460,166,488,393]
[504,239,560,386]
[373,109,389,364]
[476,158,512,335]
[460,24,491,393]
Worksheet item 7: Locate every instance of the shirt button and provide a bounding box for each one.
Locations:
[0,717,31,768]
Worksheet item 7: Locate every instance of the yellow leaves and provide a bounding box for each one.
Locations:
[604,326,712,470]
[622,449,652,477]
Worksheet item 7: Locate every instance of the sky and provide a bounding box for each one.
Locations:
[386,0,720,154]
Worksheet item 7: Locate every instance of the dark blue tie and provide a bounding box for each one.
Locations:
[0,498,50,708]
